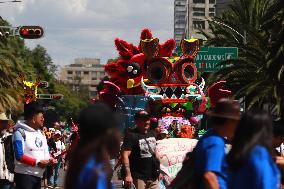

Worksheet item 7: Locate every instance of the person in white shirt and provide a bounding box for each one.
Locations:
[48,130,65,188]
[0,111,14,189]
[13,102,57,189]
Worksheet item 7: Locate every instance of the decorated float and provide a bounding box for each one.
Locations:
[96,29,232,184]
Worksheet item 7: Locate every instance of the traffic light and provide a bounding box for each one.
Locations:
[37,94,64,100]
[19,26,44,39]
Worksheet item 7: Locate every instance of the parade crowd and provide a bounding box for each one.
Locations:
[0,99,283,189]
[0,102,72,189]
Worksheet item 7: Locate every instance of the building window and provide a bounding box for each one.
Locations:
[91,71,97,76]
[91,77,96,80]
[193,21,205,29]
[67,77,73,80]
[193,0,205,3]
[67,71,73,74]
[209,7,215,17]
[193,8,205,16]
[75,71,81,75]
[90,91,97,97]
[91,85,97,88]
[209,0,215,4]
[83,71,89,75]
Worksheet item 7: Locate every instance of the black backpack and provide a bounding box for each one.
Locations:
[3,135,15,173]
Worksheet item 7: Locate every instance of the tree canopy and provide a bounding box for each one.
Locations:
[0,19,90,123]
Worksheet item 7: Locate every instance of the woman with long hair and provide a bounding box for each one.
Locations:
[227,110,281,189]
[65,103,121,189]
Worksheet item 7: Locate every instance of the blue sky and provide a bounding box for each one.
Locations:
[1,0,174,66]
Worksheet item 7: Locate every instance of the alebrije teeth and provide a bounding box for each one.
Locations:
[161,87,167,92]
[163,94,167,99]
[171,86,177,92]
[172,94,177,99]
[180,94,185,99]
[181,86,186,91]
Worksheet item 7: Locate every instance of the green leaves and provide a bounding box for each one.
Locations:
[205,0,284,119]
[0,19,90,120]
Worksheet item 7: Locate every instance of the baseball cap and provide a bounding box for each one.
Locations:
[54,130,61,136]
[134,110,150,121]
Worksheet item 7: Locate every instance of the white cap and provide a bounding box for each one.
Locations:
[160,129,168,135]
[54,130,61,136]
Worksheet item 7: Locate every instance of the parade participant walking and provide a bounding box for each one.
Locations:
[65,102,121,189]
[228,110,280,189]
[0,111,14,189]
[194,99,240,189]
[13,102,57,189]
[122,110,160,189]
[48,130,65,188]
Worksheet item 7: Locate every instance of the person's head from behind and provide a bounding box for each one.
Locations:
[78,102,121,157]
[66,103,121,189]
[53,122,60,130]
[273,119,284,148]
[208,98,240,140]
[134,110,151,133]
[0,111,9,132]
[24,102,44,129]
[227,109,273,170]
[53,131,62,142]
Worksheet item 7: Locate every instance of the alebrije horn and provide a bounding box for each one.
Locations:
[114,38,133,59]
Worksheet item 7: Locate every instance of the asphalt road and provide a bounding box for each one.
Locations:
[41,169,124,189]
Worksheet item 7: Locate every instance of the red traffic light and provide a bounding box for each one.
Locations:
[52,94,64,100]
[19,26,44,39]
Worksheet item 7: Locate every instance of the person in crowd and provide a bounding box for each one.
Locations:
[0,111,14,189]
[227,110,281,189]
[157,129,169,140]
[53,122,61,131]
[194,99,240,189]
[150,118,158,131]
[48,130,65,188]
[44,131,57,189]
[42,127,48,133]
[273,119,284,188]
[65,102,121,189]
[273,119,284,156]
[12,102,57,189]
[122,110,160,189]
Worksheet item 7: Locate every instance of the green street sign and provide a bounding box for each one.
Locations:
[194,47,238,72]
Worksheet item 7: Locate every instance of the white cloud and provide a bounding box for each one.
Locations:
[0,0,174,65]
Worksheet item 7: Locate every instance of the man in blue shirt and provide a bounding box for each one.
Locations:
[194,99,240,189]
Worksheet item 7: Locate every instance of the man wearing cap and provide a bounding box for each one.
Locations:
[194,99,240,189]
[48,130,65,188]
[0,111,14,189]
[122,110,160,189]
[13,102,57,189]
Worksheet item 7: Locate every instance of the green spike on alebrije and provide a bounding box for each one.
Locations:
[170,103,178,108]
[206,97,211,109]
[182,102,193,110]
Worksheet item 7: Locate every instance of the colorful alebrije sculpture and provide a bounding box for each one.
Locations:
[101,28,232,132]
[104,29,175,95]
[140,37,232,118]
[19,74,41,104]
